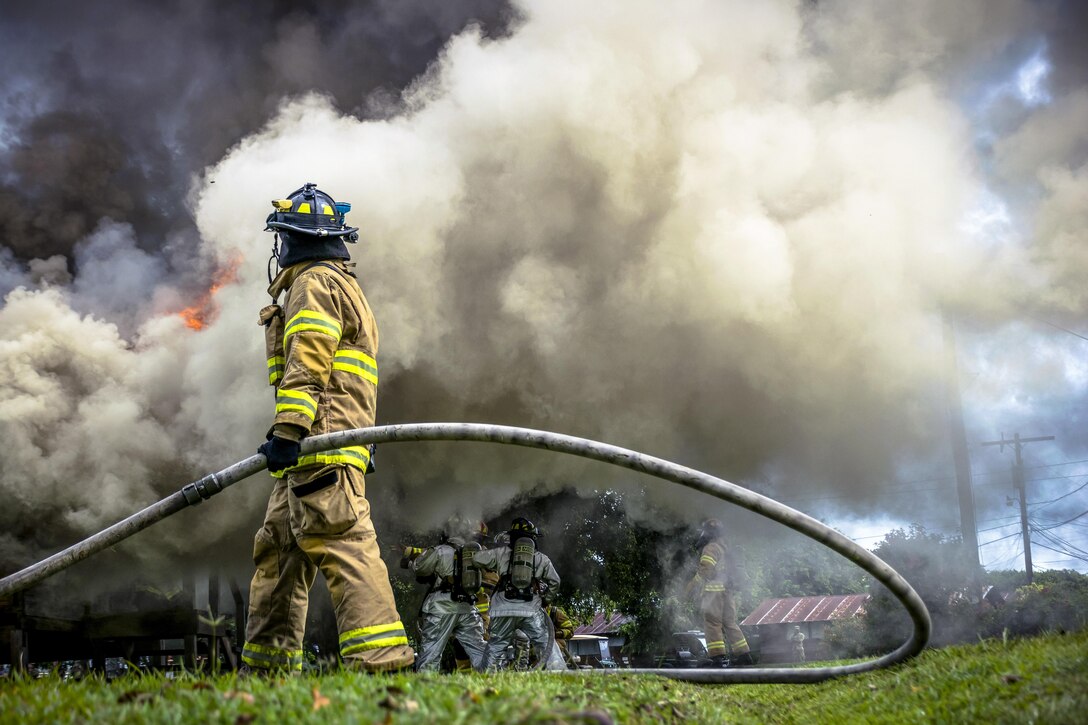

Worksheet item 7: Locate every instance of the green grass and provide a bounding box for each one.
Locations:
[2,631,1086,724]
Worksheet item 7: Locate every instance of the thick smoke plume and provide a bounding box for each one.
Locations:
[2,0,1087,583]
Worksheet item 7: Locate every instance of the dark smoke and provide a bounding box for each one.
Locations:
[0,0,514,272]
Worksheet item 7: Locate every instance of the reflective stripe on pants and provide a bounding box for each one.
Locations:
[701,588,749,657]
[245,466,414,672]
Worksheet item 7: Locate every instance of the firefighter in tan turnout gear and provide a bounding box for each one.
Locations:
[243,183,413,673]
[473,518,561,670]
[402,516,488,672]
[685,518,753,667]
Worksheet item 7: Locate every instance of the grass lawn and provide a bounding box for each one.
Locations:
[2,630,1085,724]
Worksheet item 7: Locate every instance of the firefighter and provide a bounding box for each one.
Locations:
[547,604,575,668]
[790,625,806,663]
[452,520,498,671]
[474,521,501,633]
[403,516,488,672]
[473,518,561,670]
[684,518,753,667]
[243,183,413,673]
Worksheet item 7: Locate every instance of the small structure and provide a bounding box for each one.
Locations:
[740,594,869,663]
[572,612,633,665]
[0,572,244,674]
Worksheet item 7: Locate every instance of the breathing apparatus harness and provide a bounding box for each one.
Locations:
[499,518,544,602]
[429,538,483,604]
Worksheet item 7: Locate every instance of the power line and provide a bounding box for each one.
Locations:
[1022,457,1088,471]
[1030,479,1088,509]
[1032,509,1088,531]
[982,541,1024,569]
[1030,527,1088,561]
[1031,541,1088,564]
[978,520,1021,534]
[1027,313,1088,343]
[1024,473,1088,485]
[979,530,1024,547]
[977,514,1021,524]
[1035,559,1087,568]
[977,472,1088,488]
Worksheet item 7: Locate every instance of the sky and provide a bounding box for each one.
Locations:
[0,0,1086,591]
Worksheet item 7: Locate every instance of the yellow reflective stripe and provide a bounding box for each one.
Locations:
[269,445,372,479]
[704,583,726,592]
[284,310,342,341]
[276,389,317,420]
[321,204,332,214]
[241,642,303,670]
[339,622,408,655]
[333,349,378,385]
[297,202,311,213]
[268,356,285,385]
[700,556,717,566]
[339,622,405,642]
[342,636,409,655]
[475,602,489,613]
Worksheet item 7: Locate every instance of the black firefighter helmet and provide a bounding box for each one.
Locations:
[264,182,359,274]
[695,518,724,550]
[509,517,540,539]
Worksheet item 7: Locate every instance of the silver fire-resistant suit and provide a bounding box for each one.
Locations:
[409,542,488,671]
[472,546,560,670]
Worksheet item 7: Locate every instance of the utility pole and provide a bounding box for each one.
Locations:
[980,432,1054,584]
[942,317,980,571]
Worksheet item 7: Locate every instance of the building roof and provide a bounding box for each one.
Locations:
[740,594,870,626]
[573,611,634,636]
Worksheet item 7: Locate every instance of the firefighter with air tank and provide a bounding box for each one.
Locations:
[401,516,488,671]
[473,517,561,670]
[685,518,753,667]
[453,520,498,670]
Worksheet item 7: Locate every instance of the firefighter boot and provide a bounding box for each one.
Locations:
[710,655,729,668]
[730,652,755,667]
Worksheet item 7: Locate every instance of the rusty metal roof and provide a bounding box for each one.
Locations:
[740,594,870,626]
[573,611,634,636]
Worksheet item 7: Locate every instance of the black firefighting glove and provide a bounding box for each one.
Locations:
[258,435,300,474]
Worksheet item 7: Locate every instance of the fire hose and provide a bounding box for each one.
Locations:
[0,423,930,683]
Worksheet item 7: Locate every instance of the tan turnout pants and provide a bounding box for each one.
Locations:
[242,464,414,672]
[701,588,750,658]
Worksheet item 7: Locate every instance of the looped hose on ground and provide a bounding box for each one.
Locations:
[0,423,930,683]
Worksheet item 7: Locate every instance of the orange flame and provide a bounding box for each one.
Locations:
[177,256,241,331]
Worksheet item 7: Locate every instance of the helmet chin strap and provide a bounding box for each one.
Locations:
[267,233,282,288]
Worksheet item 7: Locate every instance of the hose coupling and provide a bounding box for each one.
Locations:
[181,473,224,505]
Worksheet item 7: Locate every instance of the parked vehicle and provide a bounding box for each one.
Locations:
[569,634,618,668]
[655,630,711,668]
